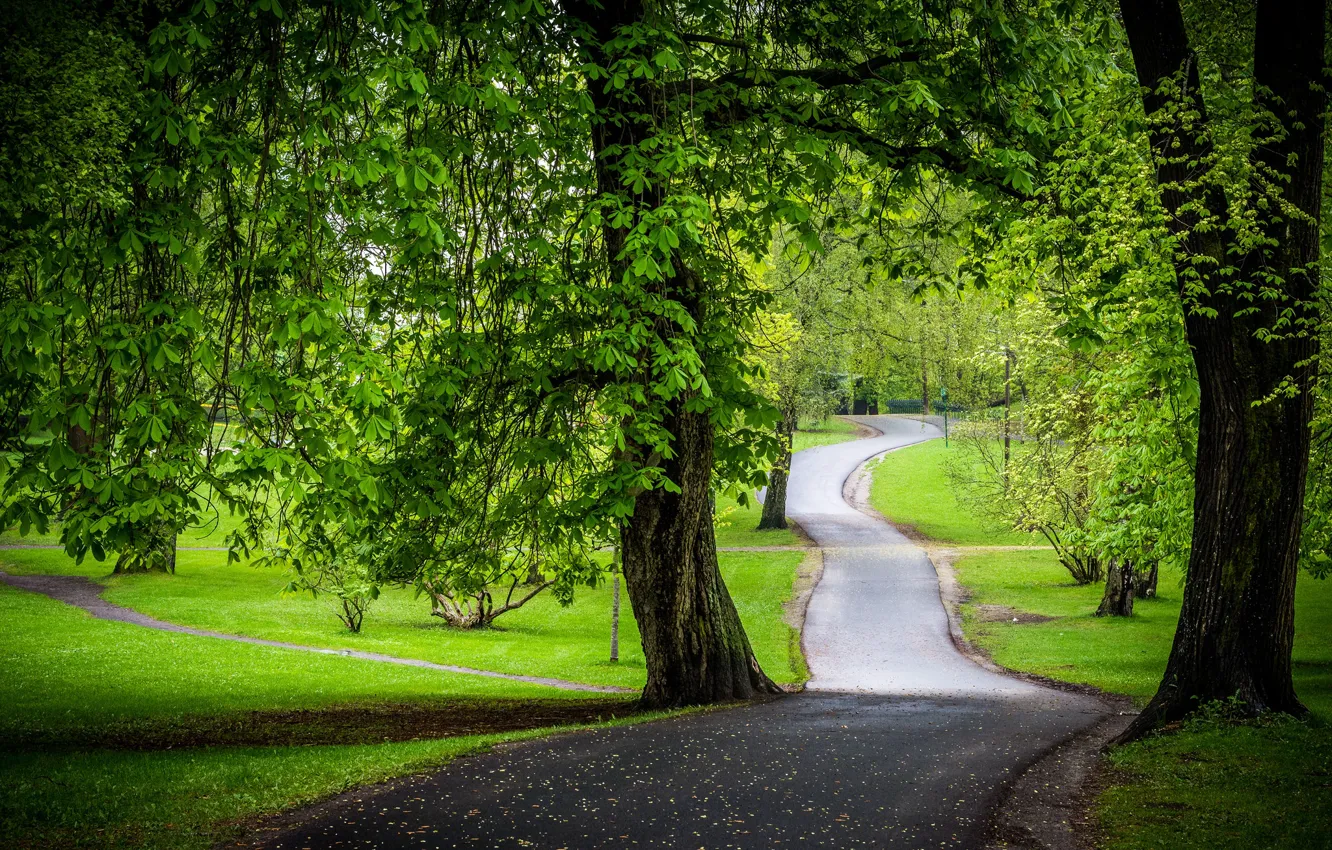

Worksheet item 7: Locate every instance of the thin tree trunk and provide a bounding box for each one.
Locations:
[1003,347,1011,476]
[1096,559,1135,617]
[621,404,782,707]
[921,357,930,415]
[1115,0,1325,741]
[758,407,796,530]
[1135,561,1159,599]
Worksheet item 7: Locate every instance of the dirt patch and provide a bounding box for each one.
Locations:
[983,712,1135,850]
[973,604,1058,625]
[5,698,642,752]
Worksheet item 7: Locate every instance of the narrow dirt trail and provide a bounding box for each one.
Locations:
[251,416,1109,849]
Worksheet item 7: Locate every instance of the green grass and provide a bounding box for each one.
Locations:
[791,416,860,451]
[0,584,582,741]
[868,439,1042,545]
[1098,716,1332,850]
[0,546,806,693]
[0,538,801,850]
[0,582,645,849]
[941,504,1332,849]
[954,546,1332,711]
[954,550,1183,700]
[714,490,801,547]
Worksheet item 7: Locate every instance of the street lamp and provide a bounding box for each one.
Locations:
[940,386,948,447]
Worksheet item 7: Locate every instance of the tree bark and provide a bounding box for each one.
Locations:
[621,403,782,707]
[1115,0,1325,741]
[758,407,796,530]
[1096,559,1135,617]
[1135,560,1159,599]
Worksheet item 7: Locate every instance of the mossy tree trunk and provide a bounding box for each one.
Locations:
[621,403,782,707]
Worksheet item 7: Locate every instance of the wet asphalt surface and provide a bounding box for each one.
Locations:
[256,416,1108,849]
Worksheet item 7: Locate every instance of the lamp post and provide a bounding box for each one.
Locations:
[940,386,948,447]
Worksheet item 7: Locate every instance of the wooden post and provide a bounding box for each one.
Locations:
[609,546,621,663]
[1003,347,1012,477]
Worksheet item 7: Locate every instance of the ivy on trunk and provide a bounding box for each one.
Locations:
[1115,0,1326,741]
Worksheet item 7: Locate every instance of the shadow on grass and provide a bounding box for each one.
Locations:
[1,697,642,752]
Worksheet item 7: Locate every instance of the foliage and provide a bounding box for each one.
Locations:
[0,0,1117,660]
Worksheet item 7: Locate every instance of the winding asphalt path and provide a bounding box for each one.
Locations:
[254,416,1108,849]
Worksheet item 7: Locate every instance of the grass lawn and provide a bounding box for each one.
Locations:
[0,583,655,850]
[869,434,1332,850]
[0,546,806,691]
[792,415,860,451]
[867,439,1042,545]
[0,584,588,743]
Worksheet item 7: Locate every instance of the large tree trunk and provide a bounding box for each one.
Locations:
[621,404,782,707]
[758,407,796,530]
[1115,0,1325,741]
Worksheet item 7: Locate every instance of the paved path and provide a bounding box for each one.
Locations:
[0,570,630,695]
[253,416,1108,849]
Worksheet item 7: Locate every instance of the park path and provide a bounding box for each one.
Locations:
[793,417,1043,696]
[252,416,1110,849]
[0,570,630,695]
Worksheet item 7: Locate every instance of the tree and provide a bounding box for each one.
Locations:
[1113,0,1327,738]
[0,0,1099,707]
[948,303,1106,585]
[750,310,805,532]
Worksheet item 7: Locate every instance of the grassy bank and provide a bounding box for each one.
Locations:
[871,439,1332,850]
[867,438,1040,545]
